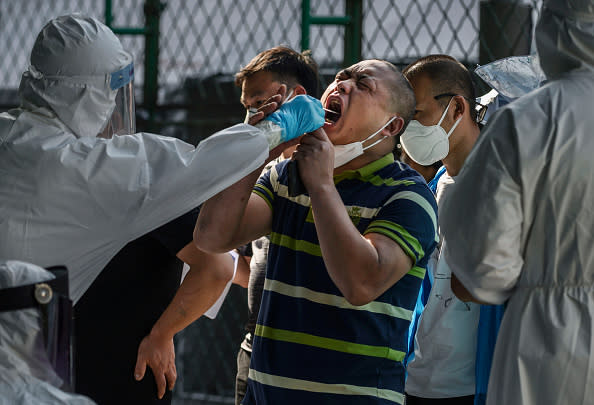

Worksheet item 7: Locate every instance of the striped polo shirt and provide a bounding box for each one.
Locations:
[242,153,438,405]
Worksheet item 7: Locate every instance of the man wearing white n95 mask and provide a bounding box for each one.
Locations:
[440,1,594,404]
[0,14,324,305]
[399,55,483,405]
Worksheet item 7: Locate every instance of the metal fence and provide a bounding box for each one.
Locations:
[1,1,542,140]
[0,0,543,402]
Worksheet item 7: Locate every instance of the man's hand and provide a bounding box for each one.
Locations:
[134,330,177,399]
[292,128,335,194]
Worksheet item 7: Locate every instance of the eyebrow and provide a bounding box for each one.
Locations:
[240,89,267,107]
[336,68,374,79]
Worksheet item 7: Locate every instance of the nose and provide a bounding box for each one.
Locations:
[336,80,351,94]
[244,97,257,110]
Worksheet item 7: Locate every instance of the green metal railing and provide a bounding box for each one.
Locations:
[104,0,165,131]
[301,0,362,67]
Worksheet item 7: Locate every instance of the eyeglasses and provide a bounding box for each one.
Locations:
[433,92,488,124]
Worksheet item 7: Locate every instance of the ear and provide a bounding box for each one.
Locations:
[385,116,405,137]
[452,95,466,121]
[294,84,307,96]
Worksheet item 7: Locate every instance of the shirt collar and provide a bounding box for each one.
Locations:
[333,153,394,183]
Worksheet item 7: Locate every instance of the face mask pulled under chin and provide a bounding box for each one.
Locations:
[399,99,461,166]
[333,116,396,168]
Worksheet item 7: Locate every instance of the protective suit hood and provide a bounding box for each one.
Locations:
[536,0,594,79]
[18,14,132,137]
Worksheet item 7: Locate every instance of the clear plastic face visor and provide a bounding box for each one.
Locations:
[99,62,136,138]
[0,266,73,390]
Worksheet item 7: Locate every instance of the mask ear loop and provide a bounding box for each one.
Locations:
[281,89,294,105]
[437,97,454,126]
[362,116,398,151]
[437,97,462,137]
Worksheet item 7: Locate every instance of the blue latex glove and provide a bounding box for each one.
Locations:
[264,95,325,142]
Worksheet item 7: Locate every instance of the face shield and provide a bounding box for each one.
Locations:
[0,266,73,390]
[98,62,136,138]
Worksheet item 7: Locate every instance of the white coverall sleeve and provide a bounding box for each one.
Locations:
[55,123,269,302]
[81,123,269,239]
[440,108,524,304]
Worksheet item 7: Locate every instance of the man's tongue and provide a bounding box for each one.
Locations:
[324,100,342,124]
[324,108,341,124]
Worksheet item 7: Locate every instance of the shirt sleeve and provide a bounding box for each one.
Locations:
[364,182,438,270]
[253,159,285,211]
[441,107,524,305]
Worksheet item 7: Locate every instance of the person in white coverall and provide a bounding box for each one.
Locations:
[441,1,594,404]
[0,260,96,404]
[0,14,324,304]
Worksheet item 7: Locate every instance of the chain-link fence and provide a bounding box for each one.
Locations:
[1,1,542,141]
[0,1,543,403]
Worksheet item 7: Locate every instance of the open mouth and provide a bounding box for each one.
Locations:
[324,98,342,125]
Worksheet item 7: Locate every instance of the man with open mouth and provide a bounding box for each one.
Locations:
[195,59,438,405]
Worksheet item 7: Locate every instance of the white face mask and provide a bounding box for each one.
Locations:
[399,98,462,166]
[244,89,294,124]
[333,116,396,168]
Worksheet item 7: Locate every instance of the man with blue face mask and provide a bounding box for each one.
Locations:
[194,59,438,405]
[400,55,482,405]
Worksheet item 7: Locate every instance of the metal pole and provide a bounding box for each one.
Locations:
[104,0,113,27]
[344,0,362,67]
[301,0,311,51]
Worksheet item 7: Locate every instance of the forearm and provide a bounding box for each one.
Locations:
[309,185,386,305]
[148,255,234,340]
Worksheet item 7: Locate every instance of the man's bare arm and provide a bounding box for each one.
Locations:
[133,243,236,398]
[310,183,413,306]
[193,168,273,253]
[296,129,413,305]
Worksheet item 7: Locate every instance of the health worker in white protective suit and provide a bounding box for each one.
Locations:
[440,0,594,404]
[0,260,96,404]
[0,14,324,304]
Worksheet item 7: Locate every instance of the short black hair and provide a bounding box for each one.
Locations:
[403,54,477,122]
[367,59,416,133]
[235,46,320,97]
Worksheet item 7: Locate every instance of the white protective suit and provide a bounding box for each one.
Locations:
[0,14,322,303]
[0,260,96,404]
[441,1,594,404]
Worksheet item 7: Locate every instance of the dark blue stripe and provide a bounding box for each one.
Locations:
[249,335,406,393]
[257,288,412,351]
[243,379,401,405]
